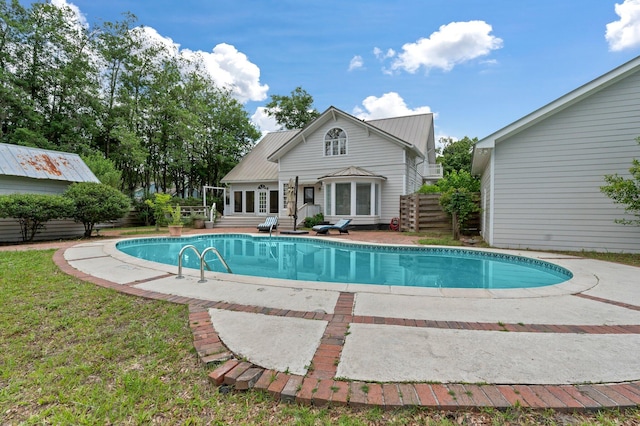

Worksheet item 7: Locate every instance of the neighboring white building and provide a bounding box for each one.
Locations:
[0,143,99,242]
[471,56,640,253]
[221,106,441,228]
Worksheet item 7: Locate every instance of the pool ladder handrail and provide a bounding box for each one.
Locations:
[176,245,232,283]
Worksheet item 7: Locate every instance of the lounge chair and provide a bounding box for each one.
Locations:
[257,216,278,232]
[312,218,352,235]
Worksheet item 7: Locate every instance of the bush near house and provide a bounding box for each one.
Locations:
[64,182,131,237]
[303,213,324,228]
[601,136,640,226]
[0,193,74,242]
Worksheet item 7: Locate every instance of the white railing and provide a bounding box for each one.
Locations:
[297,203,321,219]
[424,164,443,179]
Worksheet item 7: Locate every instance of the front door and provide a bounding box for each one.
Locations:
[304,187,314,204]
[258,190,267,214]
[257,184,268,215]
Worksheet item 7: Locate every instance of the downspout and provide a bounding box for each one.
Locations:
[489,150,495,246]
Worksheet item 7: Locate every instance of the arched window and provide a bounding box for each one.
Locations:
[324,128,347,156]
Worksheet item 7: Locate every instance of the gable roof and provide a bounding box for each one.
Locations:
[0,143,99,183]
[472,55,640,174]
[221,129,297,183]
[267,106,434,162]
[222,107,435,184]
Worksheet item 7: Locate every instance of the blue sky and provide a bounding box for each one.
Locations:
[34,1,640,141]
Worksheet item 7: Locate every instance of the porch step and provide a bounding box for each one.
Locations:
[214,216,296,229]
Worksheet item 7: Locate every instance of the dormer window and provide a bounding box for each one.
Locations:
[324,128,347,156]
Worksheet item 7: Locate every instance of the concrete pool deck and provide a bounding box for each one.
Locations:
[46,229,640,410]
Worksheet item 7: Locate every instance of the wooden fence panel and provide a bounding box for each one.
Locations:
[399,193,480,234]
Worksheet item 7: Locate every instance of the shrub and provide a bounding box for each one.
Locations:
[144,193,172,230]
[601,136,640,226]
[439,188,480,240]
[417,170,480,194]
[417,184,440,194]
[0,193,74,241]
[304,213,324,228]
[64,182,131,237]
[133,197,154,226]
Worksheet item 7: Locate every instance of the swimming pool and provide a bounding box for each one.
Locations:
[116,234,572,289]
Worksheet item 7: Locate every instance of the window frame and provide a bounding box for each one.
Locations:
[323,127,348,157]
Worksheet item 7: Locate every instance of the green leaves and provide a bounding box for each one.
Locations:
[436,136,477,176]
[0,193,74,241]
[1,2,260,197]
[64,182,131,237]
[439,188,480,239]
[601,153,640,225]
[265,86,320,130]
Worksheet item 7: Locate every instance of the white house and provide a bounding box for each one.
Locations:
[471,56,640,253]
[0,143,99,242]
[221,106,441,228]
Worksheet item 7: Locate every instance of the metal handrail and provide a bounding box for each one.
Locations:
[201,247,233,274]
[176,244,232,283]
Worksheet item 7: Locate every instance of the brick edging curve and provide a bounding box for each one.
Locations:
[53,248,640,411]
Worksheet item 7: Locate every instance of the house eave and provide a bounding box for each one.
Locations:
[472,55,640,174]
[266,106,426,162]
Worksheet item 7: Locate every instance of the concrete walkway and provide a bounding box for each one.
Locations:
[48,230,640,410]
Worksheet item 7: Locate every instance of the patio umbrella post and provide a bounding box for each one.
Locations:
[293,176,299,231]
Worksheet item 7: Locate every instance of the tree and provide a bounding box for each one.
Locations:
[64,182,130,237]
[439,188,480,240]
[437,136,477,175]
[0,2,260,201]
[5,1,100,152]
[264,86,320,130]
[144,192,172,230]
[0,193,74,241]
[81,152,122,189]
[417,170,480,240]
[94,12,139,159]
[601,136,640,225]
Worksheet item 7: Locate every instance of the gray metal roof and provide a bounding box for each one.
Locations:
[0,143,100,183]
[221,130,298,183]
[367,114,432,156]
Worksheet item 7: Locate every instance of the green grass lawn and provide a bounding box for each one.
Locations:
[1,249,638,424]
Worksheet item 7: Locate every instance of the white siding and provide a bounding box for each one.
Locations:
[227,182,279,216]
[278,117,407,224]
[491,71,640,253]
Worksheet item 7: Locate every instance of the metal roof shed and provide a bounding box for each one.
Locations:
[0,143,99,184]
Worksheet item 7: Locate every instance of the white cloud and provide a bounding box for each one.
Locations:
[134,26,181,58]
[131,27,268,104]
[373,47,396,60]
[53,1,268,104]
[348,55,364,71]
[606,0,640,51]
[182,44,268,103]
[352,92,433,120]
[391,21,503,73]
[251,107,281,134]
[52,0,88,28]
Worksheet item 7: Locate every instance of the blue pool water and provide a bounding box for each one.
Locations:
[116,234,573,289]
